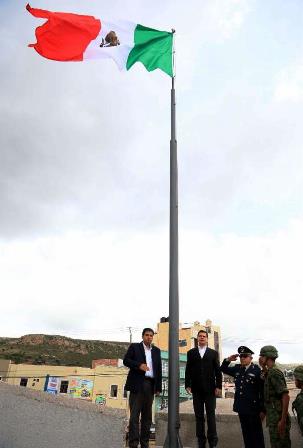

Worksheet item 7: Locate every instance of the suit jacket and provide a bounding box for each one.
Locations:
[221,359,265,414]
[185,346,222,395]
[123,342,162,394]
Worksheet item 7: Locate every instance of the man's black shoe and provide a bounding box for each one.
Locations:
[197,440,206,448]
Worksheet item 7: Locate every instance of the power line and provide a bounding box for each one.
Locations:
[221,336,303,345]
[42,326,143,338]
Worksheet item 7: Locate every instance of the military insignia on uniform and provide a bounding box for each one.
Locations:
[100,31,120,47]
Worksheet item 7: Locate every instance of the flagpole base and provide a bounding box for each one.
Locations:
[163,432,183,448]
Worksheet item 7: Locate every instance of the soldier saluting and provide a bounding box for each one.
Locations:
[259,345,291,448]
[221,346,265,448]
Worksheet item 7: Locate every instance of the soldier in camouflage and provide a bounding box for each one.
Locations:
[292,365,303,437]
[259,346,291,448]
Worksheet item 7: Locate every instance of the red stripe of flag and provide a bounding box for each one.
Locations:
[26,4,101,61]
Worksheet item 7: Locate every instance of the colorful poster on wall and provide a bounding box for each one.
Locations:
[69,377,93,400]
[95,394,106,406]
[46,376,59,394]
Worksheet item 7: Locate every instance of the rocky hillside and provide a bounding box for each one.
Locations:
[0,334,130,367]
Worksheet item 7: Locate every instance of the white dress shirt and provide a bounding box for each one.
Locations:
[198,345,207,359]
[143,343,154,378]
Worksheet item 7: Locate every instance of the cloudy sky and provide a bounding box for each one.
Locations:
[1,0,303,362]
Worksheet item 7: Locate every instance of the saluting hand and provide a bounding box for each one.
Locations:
[228,354,239,362]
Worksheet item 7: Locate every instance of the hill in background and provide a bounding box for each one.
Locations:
[1,335,298,370]
[0,334,130,367]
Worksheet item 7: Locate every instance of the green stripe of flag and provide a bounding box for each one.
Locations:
[126,24,173,77]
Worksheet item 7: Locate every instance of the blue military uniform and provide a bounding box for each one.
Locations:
[221,346,265,448]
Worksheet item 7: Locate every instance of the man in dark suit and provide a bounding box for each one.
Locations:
[123,328,162,448]
[185,329,222,448]
[221,346,265,448]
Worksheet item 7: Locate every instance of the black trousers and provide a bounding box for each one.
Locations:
[193,392,218,447]
[128,379,154,448]
[238,413,265,448]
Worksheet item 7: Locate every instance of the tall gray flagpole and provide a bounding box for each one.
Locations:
[163,29,183,448]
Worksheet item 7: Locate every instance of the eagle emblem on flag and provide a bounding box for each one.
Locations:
[100,31,120,48]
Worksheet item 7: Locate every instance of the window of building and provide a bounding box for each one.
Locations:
[59,380,69,394]
[123,385,127,398]
[162,379,168,394]
[179,381,186,396]
[20,378,28,387]
[180,366,185,379]
[110,385,118,398]
[162,360,168,376]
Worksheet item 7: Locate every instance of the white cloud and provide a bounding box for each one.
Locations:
[208,0,252,40]
[1,218,302,361]
[0,0,302,365]
[274,62,303,102]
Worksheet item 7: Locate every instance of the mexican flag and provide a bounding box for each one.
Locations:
[26,4,174,77]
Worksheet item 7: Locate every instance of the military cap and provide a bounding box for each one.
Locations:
[238,346,254,355]
[293,365,303,381]
[259,345,278,358]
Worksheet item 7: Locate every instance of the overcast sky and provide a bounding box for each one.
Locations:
[1,0,303,362]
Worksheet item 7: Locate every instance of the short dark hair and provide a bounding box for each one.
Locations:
[197,329,208,337]
[296,379,303,388]
[142,328,154,337]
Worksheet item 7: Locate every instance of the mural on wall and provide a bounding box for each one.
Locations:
[69,377,94,400]
[95,394,106,406]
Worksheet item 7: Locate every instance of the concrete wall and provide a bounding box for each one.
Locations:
[0,382,126,448]
[156,413,302,448]
[6,363,92,391]
[0,359,10,379]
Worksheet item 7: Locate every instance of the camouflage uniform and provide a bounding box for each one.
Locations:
[292,365,303,436]
[260,346,291,448]
[264,366,291,447]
